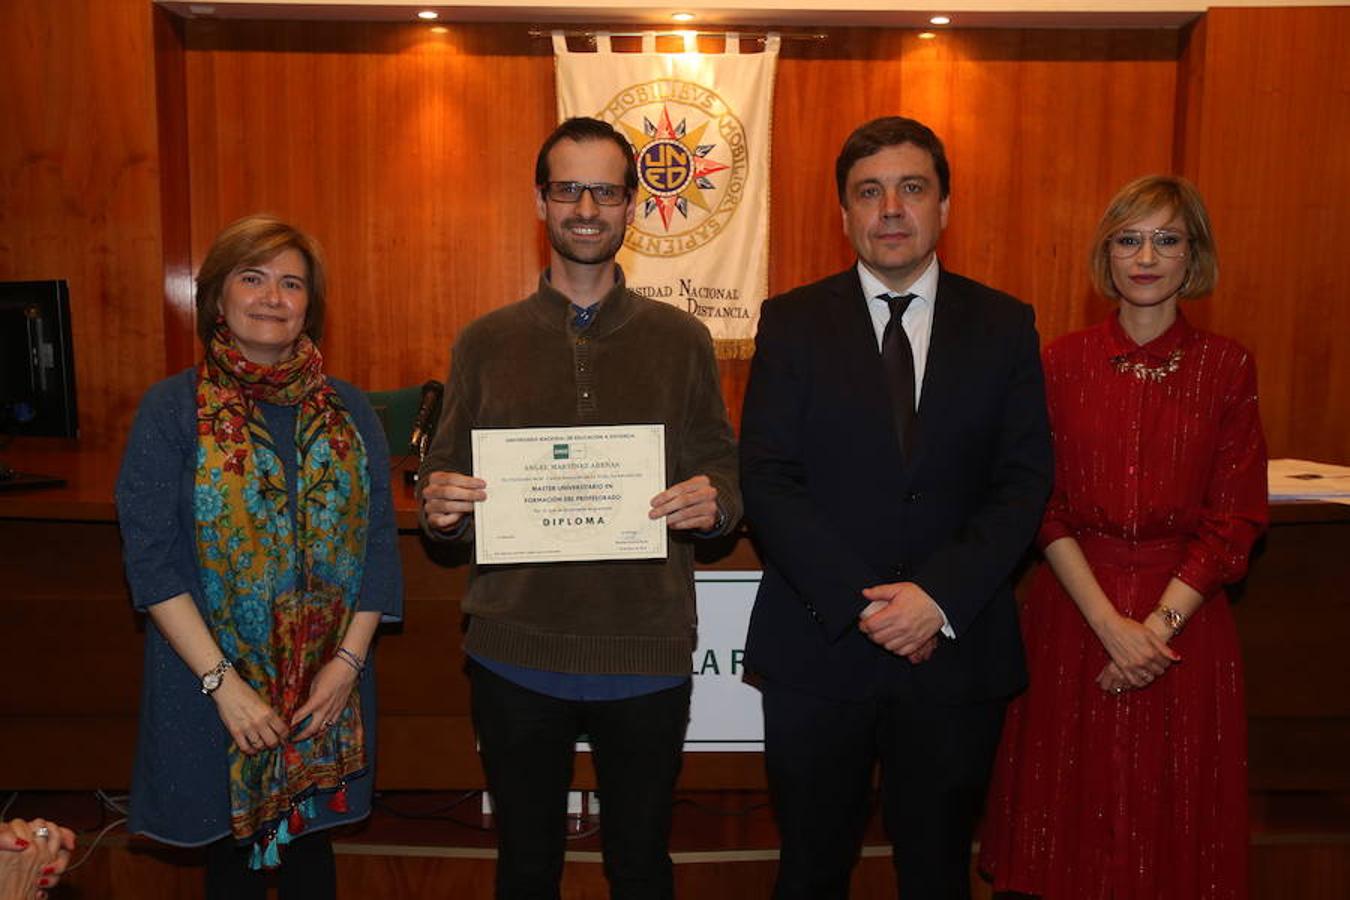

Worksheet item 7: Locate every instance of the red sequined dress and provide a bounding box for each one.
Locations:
[978,312,1268,899]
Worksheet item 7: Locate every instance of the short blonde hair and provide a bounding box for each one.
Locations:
[195,214,328,346]
[1088,175,1218,300]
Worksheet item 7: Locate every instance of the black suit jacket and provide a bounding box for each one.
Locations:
[741,265,1052,703]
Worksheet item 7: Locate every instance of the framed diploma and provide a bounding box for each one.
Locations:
[471,424,667,564]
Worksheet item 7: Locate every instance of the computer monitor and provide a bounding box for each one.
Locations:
[0,279,78,490]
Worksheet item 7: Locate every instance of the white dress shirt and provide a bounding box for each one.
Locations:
[858,254,940,410]
[856,255,955,638]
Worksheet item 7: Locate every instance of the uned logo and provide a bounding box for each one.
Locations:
[600,80,748,258]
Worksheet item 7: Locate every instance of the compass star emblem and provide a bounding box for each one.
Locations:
[601,79,747,257]
[621,105,731,232]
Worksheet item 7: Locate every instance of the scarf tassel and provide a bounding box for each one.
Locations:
[248,831,281,871]
[275,816,293,848]
[262,834,282,869]
[328,781,349,814]
[287,794,322,836]
[287,804,306,836]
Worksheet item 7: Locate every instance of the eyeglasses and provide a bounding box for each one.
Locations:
[1107,229,1190,259]
[542,181,629,206]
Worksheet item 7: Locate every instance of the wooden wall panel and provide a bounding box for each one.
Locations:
[1180,6,1350,463]
[154,5,196,374]
[182,22,553,395]
[0,0,165,448]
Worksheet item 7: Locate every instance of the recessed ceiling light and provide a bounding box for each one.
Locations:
[929,15,951,26]
[417,10,439,20]
[672,12,696,23]
[918,31,937,40]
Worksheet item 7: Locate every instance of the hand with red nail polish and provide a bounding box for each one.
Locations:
[0,826,27,854]
[1,818,76,899]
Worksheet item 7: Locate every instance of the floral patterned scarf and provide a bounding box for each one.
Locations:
[194,322,369,863]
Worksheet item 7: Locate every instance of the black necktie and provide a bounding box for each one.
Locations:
[881,293,918,456]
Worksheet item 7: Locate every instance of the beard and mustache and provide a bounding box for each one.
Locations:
[547,213,626,265]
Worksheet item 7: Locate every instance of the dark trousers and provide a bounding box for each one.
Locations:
[469,662,692,900]
[763,681,1006,900]
[204,831,336,900]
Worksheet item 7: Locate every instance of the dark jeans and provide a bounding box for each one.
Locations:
[469,661,692,900]
[763,681,1006,900]
[204,831,336,900]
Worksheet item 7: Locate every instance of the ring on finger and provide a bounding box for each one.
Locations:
[33,826,51,839]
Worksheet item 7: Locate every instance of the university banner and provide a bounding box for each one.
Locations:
[554,31,780,358]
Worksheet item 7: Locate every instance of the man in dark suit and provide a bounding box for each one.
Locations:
[741,116,1052,899]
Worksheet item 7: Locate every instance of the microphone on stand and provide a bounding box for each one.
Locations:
[408,380,444,462]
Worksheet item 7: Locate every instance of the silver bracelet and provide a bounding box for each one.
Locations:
[334,647,365,674]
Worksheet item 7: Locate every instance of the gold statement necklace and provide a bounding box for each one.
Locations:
[1110,348,1183,382]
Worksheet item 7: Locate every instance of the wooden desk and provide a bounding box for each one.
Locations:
[2,446,1347,792]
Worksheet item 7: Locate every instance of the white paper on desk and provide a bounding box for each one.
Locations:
[1268,458,1350,504]
[471,424,668,564]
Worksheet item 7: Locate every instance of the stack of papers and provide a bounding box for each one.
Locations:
[1268,458,1350,505]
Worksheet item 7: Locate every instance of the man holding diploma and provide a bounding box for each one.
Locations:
[418,117,740,900]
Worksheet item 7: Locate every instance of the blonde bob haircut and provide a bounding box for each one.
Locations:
[194,214,328,346]
[1088,175,1218,301]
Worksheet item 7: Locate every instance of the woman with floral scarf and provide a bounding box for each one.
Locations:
[116,215,402,898]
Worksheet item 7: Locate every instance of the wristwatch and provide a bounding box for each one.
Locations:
[1154,605,1186,638]
[200,658,233,695]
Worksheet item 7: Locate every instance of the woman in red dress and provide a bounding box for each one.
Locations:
[978,175,1268,899]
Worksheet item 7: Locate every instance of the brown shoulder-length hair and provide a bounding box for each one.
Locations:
[1088,175,1218,300]
[194,214,328,346]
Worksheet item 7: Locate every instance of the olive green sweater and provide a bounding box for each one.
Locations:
[419,271,741,676]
